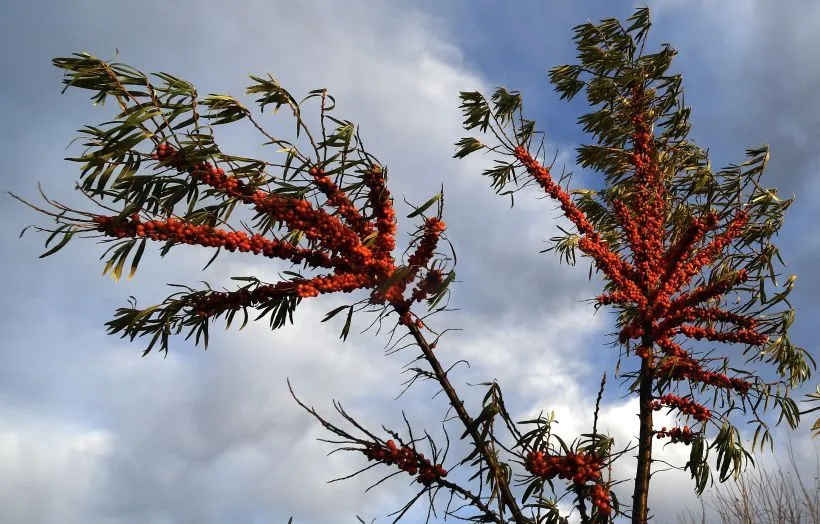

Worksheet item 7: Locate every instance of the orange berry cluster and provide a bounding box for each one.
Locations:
[151,142,183,164]
[651,394,711,422]
[308,165,374,239]
[654,336,688,357]
[677,324,768,345]
[516,88,762,400]
[660,212,719,287]
[362,440,447,486]
[154,143,378,264]
[525,451,603,486]
[411,269,444,304]
[656,356,751,395]
[611,197,647,283]
[669,212,718,253]
[514,145,646,311]
[525,451,611,515]
[582,236,646,309]
[652,212,749,318]
[514,146,596,239]
[362,165,398,262]
[663,269,749,322]
[651,305,758,342]
[92,214,339,264]
[589,482,612,516]
[634,343,653,360]
[622,116,668,295]
[588,113,753,332]
[95,143,448,324]
[655,425,694,444]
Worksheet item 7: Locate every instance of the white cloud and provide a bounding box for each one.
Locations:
[0,404,112,524]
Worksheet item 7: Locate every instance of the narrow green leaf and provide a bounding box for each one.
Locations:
[453,137,485,159]
[39,230,74,258]
[127,238,147,280]
[340,305,354,341]
[112,250,129,282]
[321,304,349,323]
[406,193,441,219]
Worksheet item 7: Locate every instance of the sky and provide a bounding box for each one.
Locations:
[1,1,819,523]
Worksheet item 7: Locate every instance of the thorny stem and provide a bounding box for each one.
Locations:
[437,478,506,524]
[404,322,531,524]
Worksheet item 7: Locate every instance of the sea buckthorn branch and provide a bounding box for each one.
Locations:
[87,210,382,322]
[649,305,758,341]
[376,300,574,523]
[83,165,378,321]
[525,451,612,517]
[54,52,386,260]
[651,394,711,423]
[515,412,624,523]
[505,378,624,522]
[610,198,644,274]
[654,426,694,445]
[51,53,286,228]
[460,118,780,521]
[513,146,597,238]
[658,211,719,292]
[651,211,751,319]
[513,146,646,310]
[398,322,533,524]
[284,380,504,523]
[47,157,468,522]
[124,131,505,522]
[376,217,447,324]
[22,52,521,524]
[410,269,445,306]
[287,376,544,524]
[653,336,690,358]
[91,213,346,267]
[15,52,462,357]
[361,164,397,260]
[154,142,380,255]
[663,269,750,322]
[98,139,452,332]
[653,337,754,397]
[580,237,646,309]
[21,154,452,356]
[619,94,769,396]
[654,354,752,395]
[676,324,767,346]
[154,143,373,266]
[460,68,736,522]
[621,98,668,296]
[308,164,375,239]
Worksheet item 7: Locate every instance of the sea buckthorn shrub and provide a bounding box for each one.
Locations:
[13,7,812,524]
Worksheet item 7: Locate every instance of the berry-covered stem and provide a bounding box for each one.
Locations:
[92,144,449,327]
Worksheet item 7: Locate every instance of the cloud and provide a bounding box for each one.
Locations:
[3,1,819,523]
[0,402,112,524]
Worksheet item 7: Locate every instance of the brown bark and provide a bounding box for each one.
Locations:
[632,333,655,524]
